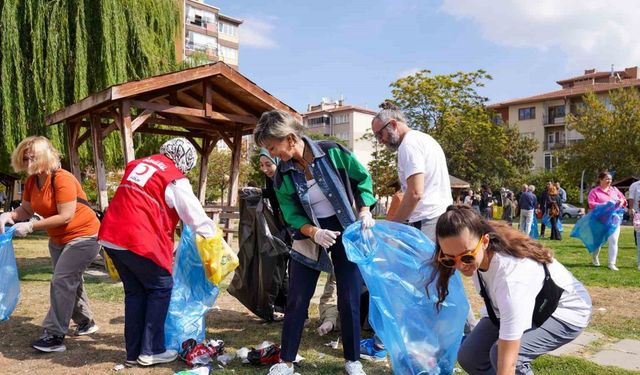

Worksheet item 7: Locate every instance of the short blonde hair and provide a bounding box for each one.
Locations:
[11,136,61,175]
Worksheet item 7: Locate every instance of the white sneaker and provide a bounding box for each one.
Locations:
[137,350,178,366]
[592,255,600,266]
[268,363,295,375]
[345,360,366,375]
[608,263,619,271]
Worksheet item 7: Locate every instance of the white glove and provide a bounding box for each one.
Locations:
[313,228,340,248]
[0,212,14,234]
[359,211,375,230]
[13,221,33,237]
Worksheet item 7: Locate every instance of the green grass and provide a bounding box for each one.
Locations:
[537,224,639,288]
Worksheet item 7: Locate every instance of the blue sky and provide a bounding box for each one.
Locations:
[208,0,640,113]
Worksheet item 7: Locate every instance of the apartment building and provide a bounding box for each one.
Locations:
[177,0,242,68]
[489,66,640,171]
[303,98,377,167]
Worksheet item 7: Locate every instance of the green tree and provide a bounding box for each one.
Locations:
[360,131,397,199]
[559,89,640,186]
[388,69,537,188]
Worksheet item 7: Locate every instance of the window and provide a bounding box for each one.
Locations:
[518,107,536,120]
[520,132,535,140]
[219,45,238,60]
[336,132,350,141]
[332,114,349,124]
[307,116,329,126]
[185,31,217,51]
[544,153,559,171]
[185,5,216,28]
[218,21,238,37]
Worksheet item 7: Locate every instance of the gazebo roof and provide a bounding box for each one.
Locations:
[46,61,300,138]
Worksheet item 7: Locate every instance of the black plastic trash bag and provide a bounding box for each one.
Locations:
[228,188,289,321]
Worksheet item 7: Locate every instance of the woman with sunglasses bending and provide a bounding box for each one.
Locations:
[431,205,591,375]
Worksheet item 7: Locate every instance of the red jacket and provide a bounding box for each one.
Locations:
[99,154,185,273]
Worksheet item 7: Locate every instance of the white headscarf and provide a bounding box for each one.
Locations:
[160,138,198,174]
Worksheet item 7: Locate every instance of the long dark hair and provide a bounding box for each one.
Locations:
[428,205,554,311]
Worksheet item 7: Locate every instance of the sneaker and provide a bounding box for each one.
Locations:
[137,349,178,366]
[608,263,619,271]
[592,255,600,267]
[74,321,99,336]
[268,362,294,375]
[32,333,66,353]
[345,360,367,375]
[124,360,138,368]
[359,338,387,362]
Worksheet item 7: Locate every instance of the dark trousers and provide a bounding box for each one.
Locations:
[280,215,362,362]
[550,217,562,240]
[105,248,173,361]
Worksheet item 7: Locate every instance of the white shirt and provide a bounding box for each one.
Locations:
[629,180,640,211]
[307,179,336,218]
[99,178,217,250]
[397,130,452,222]
[472,252,592,341]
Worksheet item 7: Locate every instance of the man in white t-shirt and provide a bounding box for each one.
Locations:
[371,107,452,241]
[628,178,640,270]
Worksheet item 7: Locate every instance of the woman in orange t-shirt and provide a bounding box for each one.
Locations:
[0,136,100,353]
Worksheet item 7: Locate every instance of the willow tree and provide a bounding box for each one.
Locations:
[0,0,182,170]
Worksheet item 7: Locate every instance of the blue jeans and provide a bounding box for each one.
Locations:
[280,215,362,362]
[105,248,173,361]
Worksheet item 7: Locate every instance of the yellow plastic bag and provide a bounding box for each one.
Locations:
[195,230,239,286]
[101,248,120,282]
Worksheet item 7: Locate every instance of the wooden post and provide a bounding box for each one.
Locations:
[90,114,109,210]
[197,136,217,204]
[120,100,135,164]
[66,120,82,181]
[227,128,242,208]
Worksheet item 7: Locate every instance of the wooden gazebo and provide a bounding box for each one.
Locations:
[46,62,300,210]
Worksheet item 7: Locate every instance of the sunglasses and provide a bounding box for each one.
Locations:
[374,120,392,141]
[437,236,484,268]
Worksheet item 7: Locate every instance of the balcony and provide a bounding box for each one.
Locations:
[543,138,583,151]
[543,115,566,126]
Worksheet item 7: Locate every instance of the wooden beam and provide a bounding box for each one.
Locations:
[46,88,112,126]
[90,114,109,210]
[130,99,205,118]
[227,128,243,209]
[220,132,233,149]
[197,136,217,204]
[204,81,213,117]
[101,122,118,140]
[120,100,135,164]
[66,120,82,181]
[130,108,154,132]
[187,136,204,154]
[78,128,91,147]
[137,125,202,137]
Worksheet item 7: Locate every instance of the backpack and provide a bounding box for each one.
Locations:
[50,170,104,221]
[549,201,560,218]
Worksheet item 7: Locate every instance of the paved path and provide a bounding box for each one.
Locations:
[549,331,640,372]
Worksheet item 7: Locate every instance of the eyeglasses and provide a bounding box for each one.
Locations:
[437,236,484,268]
[374,120,392,141]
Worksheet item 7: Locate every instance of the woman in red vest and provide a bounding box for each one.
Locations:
[98,138,217,367]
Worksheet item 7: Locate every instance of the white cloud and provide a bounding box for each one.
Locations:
[440,0,640,69]
[239,17,277,49]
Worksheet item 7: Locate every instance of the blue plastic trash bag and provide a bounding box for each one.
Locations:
[542,214,563,233]
[0,227,19,321]
[571,201,624,253]
[165,226,219,350]
[343,221,468,375]
[530,215,539,239]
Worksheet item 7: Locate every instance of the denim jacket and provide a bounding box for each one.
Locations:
[273,137,376,272]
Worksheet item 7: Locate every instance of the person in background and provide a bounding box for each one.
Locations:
[98,138,218,367]
[628,178,640,271]
[518,184,537,236]
[255,110,376,375]
[555,182,567,204]
[432,206,592,375]
[0,136,100,353]
[501,191,515,226]
[539,182,552,238]
[587,171,627,271]
[463,189,474,207]
[547,185,563,241]
[479,185,493,220]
